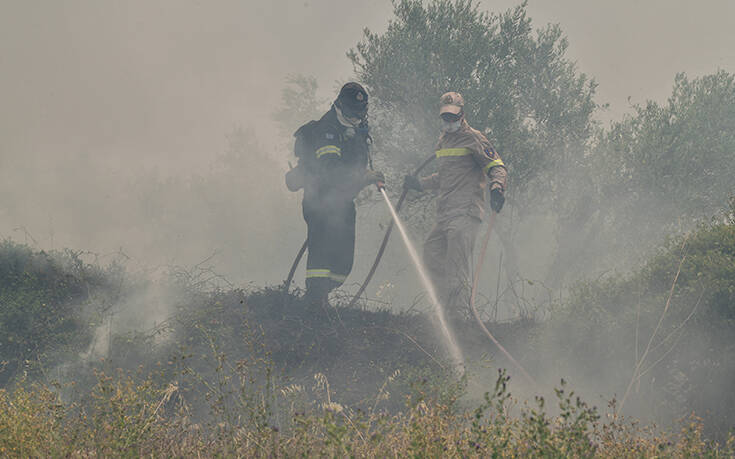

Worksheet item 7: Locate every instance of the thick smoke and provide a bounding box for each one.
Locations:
[0,0,391,285]
[2,0,734,284]
[2,0,735,437]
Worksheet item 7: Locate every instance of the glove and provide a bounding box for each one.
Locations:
[364,170,385,186]
[403,174,423,192]
[285,165,305,192]
[490,188,505,213]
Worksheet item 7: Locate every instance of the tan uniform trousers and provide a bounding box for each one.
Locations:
[423,214,482,318]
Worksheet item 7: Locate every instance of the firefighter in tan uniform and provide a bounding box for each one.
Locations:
[404,92,507,320]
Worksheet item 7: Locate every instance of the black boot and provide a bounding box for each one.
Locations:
[305,278,336,310]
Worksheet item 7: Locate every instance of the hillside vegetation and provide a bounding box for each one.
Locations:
[1,203,734,455]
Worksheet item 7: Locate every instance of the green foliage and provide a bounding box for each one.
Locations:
[585,71,735,269]
[0,241,110,385]
[273,74,329,138]
[1,219,735,451]
[530,208,735,439]
[603,71,735,218]
[343,1,735,288]
[342,0,605,289]
[349,0,598,206]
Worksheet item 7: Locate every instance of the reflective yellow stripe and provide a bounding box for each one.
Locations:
[306,269,347,283]
[315,145,341,159]
[436,147,471,158]
[306,269,331,279]
[483,158,505,173]
[329,273,347,282]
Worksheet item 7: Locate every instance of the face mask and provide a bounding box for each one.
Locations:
[442,119,462,133]
[335,104,364,128]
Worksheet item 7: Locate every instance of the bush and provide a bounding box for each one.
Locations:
[528,202,735,439]
[0,241,112,385]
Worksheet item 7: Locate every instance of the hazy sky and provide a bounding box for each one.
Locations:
[500,0,735,122]
[2,0,734,173]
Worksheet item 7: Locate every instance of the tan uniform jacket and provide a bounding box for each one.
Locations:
[420,121,507,221]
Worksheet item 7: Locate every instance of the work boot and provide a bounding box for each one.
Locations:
[304,278,335,310]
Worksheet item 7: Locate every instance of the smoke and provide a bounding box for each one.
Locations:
[0,0,392,285]
[2,0,733,286]
[2,0,735,437]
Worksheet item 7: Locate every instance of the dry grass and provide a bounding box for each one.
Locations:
[1,368,732,458]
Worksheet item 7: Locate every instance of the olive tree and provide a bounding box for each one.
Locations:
[347,0,599,286]
[348,0,598,206]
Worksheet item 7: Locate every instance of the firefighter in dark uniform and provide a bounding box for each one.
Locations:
[287,82,384,305]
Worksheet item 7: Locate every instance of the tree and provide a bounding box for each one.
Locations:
[348,0,598,208]
[584,70,735,270]
[273,75,329,139]
[347,0,599,288]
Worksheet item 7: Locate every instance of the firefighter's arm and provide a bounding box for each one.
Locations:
[484,145,507,192]
[315,148,378,196]
[470,135,507,191]
[311,128,345,185]
[478,144,507,212]
[487,160,507,191]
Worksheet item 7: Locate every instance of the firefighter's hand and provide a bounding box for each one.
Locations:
[364,170,385,186]
[285,166,304,192]
[490,188,505,213]
[403,175,423,192]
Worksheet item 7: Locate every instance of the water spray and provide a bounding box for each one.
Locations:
[347,154,436,308]
[378,186,465,370]
[284,155,436,301]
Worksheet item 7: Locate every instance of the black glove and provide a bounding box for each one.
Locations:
[285,165,304,192]
[403,174,423,192]
[490,188,505,213]
[364,170,385,186]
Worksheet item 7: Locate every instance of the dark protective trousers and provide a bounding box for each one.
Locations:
[302,200,356,302]
[423,215,482,318]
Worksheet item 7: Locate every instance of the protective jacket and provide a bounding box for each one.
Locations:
[420,120,507,318]
[294,106,371,298]
[420,120,506,221]
[298,107,370,210]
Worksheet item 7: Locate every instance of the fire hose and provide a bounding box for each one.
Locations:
[283,156,537,386]
[283,239,308,292]
[345,154,436,308]
[282,153,436,298]
[470,211,538,387]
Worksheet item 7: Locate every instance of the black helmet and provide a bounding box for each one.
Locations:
[336,82,368,121]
